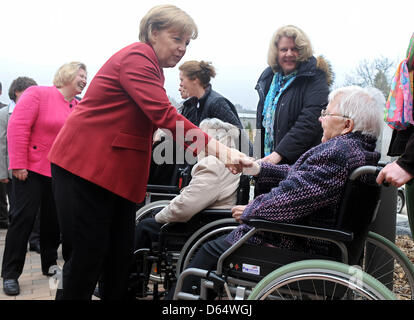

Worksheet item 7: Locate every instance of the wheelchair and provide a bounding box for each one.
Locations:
[171,165,414,301]
[130,162,252,300]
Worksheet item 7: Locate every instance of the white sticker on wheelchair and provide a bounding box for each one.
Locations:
[242,263,260,275]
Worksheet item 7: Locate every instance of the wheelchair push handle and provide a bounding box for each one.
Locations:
[349,165,394,187]
[349,165,385,181]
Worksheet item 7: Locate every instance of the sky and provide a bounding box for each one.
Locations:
[0,0,413,110]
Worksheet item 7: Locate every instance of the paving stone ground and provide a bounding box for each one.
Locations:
[0,228,62,300]
[0,228,100,300]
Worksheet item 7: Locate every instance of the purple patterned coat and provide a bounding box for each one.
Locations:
[226,132,380,252]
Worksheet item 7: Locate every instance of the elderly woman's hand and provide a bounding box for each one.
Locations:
[13,169,28,181]
[232,205,247,223]
[242,159,261,176]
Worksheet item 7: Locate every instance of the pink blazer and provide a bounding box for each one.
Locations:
[8,86,78,177]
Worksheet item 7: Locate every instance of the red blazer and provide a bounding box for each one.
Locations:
[48,42,209,203]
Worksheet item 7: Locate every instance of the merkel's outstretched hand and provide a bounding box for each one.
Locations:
[206,138,254,174]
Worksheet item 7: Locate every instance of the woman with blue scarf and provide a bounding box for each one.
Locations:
[255,25,332,166]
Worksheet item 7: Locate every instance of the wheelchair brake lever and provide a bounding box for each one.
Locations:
[223,282,233,300]
[206,271,232,299]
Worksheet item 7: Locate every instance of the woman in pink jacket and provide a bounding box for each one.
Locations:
[1,62,87,297]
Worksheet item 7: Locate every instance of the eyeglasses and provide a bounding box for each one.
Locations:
[320,109,351,119]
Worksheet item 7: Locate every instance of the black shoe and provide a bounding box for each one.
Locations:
[42,264,62,277]
[3,279,20,296]
[0,221,8,229]
[29,242,41,254]
[42,265,61,277]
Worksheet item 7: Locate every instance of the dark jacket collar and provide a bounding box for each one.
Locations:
[198,84,212,104]
[183,96,198,107]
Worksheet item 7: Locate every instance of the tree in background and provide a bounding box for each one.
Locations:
[244,122,254,142]
[344,56,397,158]
[344,56,396,98]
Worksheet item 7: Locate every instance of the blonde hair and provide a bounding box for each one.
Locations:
[139,4,198,43]
[53,62,87,88]
[179,60,216,88]
[267,25,313,73]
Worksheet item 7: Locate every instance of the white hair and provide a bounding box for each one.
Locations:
[199,118,239,148]
[329,86,384,139]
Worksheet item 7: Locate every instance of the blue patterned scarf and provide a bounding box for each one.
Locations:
[262,71,297,156]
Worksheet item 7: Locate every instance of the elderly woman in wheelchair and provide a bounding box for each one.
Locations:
[170,86,414,300]
[131,118,248,298]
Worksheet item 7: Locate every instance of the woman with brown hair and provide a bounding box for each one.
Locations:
[179,60,243,129]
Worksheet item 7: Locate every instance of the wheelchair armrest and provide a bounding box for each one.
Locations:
[146,184,180,193]
[160,209,232,232]
[245,219,354,243]
[159,209,233,243]
[194,209,233,217]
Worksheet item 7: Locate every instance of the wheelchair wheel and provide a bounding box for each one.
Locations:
[135,200,171,225]
[248,259,396,300]
[176,218,238,277]
[362,231,414,300]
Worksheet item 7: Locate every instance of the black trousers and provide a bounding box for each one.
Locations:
[1,172,60,279]
[0,182,8,225]
[28,212,41,246]
[51,164,135,300]
[0,179,41,245]
[134,217,163,250]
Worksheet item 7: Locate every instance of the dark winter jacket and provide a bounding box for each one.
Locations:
[179,96,199,125]
[180,85,252,155]
[255,56,333,163]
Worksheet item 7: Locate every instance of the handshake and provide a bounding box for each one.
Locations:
[206,138,261,176]
[226,156,261,177]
